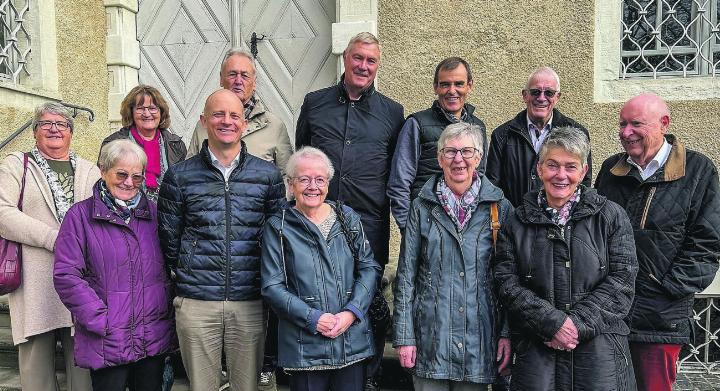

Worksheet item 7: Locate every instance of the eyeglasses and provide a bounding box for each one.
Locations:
[293,176,328,188]
[441,147,478,159]
[113,170,145,185]
[37,120,71,132]
[225,71,254,82]
[527,89,558,98]
[134,106,159,114]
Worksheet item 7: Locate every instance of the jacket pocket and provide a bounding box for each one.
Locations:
[180,238,197,275]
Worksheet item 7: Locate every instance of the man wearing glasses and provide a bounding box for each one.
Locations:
[388,57,487,231]
[485,67,591,207]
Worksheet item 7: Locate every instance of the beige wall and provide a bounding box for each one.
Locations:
[0,0,109,162]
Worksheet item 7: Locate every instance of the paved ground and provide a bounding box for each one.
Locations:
[675,372,720,391]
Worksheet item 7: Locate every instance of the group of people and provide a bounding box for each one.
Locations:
[0,30,717,391]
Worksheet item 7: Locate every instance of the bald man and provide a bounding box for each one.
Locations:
[595,93,720,391]
[158,89,286,391]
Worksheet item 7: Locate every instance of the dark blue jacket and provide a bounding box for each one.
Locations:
[261,202,380,368]
[158,141,285,301]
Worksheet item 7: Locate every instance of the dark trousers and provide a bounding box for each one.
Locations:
[288,361,365,391]
[262,307,279,372]
[90,354,166,391]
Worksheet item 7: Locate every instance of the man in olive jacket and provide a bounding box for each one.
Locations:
[595,93,720,391]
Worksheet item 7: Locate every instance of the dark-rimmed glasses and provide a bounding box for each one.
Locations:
[441,147,478,159]
[293,176,328,188]
[527,89,558,98]
[37,120,71,132]
[134,106,159,114]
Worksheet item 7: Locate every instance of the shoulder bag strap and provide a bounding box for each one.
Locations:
[18,153,29,211]
[490,202,500,251]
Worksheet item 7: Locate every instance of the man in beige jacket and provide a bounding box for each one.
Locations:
[186,49,293,174]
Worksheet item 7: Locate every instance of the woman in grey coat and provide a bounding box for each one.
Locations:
[393,122,512,390]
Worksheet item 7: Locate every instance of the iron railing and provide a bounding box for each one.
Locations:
[678,294,720,374]
[0,101,94,151]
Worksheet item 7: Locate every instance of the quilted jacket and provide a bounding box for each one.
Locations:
[157,141,286,301]
[261,202,380,368]
[54,182,174,370]
[595,135,720,344]
[485,109,592,207]
[493,187,638,390]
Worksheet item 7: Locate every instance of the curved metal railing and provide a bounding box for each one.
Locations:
[0,102,94,151]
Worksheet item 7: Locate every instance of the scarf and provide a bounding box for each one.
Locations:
[99,180,141,223]
[436,172,482,230]
[30,146,77,222]
[126,128,167,202]
[537,186,583,227]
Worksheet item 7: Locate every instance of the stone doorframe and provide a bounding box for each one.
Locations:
[104,0,379,128]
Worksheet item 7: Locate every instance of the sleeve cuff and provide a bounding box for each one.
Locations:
[308,309,322,334]
[344,304,364,323]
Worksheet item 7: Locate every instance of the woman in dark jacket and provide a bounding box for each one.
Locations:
[100,85,186,201]
[261,146,380,391]
[493,126,638,390]
[54,139,175,391]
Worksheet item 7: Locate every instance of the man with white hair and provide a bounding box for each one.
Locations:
[486,66,591,207]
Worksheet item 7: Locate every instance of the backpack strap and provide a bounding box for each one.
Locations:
[490,202,500,250]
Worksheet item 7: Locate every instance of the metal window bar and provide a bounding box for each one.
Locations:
[0,0,30,83]
[621,0,720,78]
[677,294,720,374]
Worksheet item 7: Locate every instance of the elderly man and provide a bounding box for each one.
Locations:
[595,93,720,391]
[388,57,487,230]
[486,66,591,206]
[158,89,285,391]
[187,49,293,172]
[295,32,404,390]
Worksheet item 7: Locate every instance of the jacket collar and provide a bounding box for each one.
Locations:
[199,139,248,175]
[507,108,567,138]
[608,134,685,182]
[516,186,606,225]
[418,173,505,206]
[244,98,269,137]
[337,73,376,107]
[90,179,152,222]
[430,100,475,120]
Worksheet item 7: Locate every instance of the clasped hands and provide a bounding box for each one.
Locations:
[544,317,578,352]
[315,311,356,338]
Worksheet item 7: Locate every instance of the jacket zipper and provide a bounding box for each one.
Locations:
[639,186,657,229]
[566,224,574,391]
[224,180,231,300]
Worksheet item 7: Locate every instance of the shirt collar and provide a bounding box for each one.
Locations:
[527,113,553,133]
[208,148,241,169]
[626,139,672,179]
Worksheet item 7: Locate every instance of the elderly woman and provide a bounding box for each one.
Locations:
[393,122,512,390]
[0,102,97,391]
[54,139,175,391]
[101,85,186,201]
[261,146,380,391]
[493,126,638,390]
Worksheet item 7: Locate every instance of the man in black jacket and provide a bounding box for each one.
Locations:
[158,89,285,391]
[295,32,404,390]
[387,57,487,230]
[595,93,720,391]
[486,67,591,206]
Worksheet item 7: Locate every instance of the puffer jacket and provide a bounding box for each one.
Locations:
[54,182,175,370]
[157,141,285,301]
[296,75,405,265]
[485,109,592,207]
[261,202,380,368]
[393,175,512,384]
[595,135,720,344]
[493,187,638,390]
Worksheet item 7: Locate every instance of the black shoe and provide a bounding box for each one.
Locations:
[364,378,380,391]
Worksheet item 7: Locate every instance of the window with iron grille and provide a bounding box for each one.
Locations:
[0,0,31,83]
[621,0,720,78]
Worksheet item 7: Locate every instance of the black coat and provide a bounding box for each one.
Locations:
[157,141,286,301]
[296,77,404,265]
[493,188,638,390]
[595,135,720,344]
[486,109,592,207]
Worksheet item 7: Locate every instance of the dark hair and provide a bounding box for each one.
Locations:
[433,57,473,86]
[120,85,171,129]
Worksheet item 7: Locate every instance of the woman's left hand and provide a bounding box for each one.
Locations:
[322,311,356,338]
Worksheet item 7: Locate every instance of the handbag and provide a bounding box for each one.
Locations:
[332,201,392,332]
[0,153,28,295]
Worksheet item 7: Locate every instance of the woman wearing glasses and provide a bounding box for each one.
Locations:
[54,139,175,391]
[101,85,186,201]
[261,146,380,391]
[393,122,513,390]
[0,102,98,391]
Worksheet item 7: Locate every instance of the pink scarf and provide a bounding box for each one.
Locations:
[130,126,161,190]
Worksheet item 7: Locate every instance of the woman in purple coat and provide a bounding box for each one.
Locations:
[54,139,174,391]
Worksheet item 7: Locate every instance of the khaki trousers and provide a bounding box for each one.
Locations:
[18,327,92,391]
[175,298,266,391]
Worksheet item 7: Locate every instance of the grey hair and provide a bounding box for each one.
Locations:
[437,122,484,154]
[32,102,74,132]
[285,146,335,183]
[343,32,381,56]
[525,66,561,91]
[538,126,590,165]
[98,139,148,172]
[220,48,256,76]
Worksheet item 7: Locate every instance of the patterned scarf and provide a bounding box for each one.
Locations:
[244,94,256,119]
[436,172,482,230]
[537,186,582,227]
[99,180,141,223]
[30,146,77,222]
